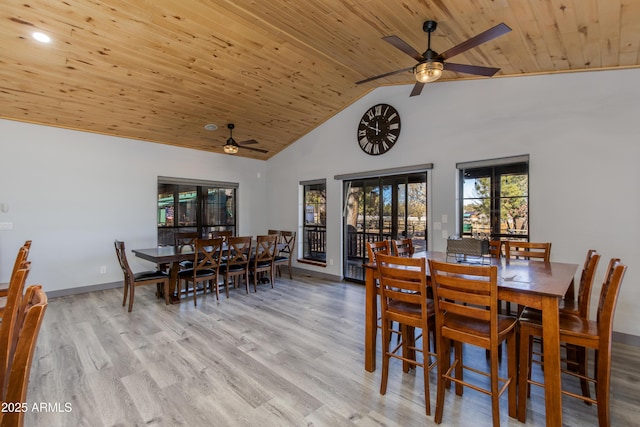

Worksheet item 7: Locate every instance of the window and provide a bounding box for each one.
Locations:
[157,177,237,245]
[458,156,529,241]
[302,180,326,262]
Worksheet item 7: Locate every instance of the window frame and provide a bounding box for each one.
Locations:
[457,157,529,241]
[301,179,327,263]
[157,177,238,246]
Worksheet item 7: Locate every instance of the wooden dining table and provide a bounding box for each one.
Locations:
[363,251,578,427]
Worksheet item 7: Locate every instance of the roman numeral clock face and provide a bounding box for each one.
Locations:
[357,103,401,155]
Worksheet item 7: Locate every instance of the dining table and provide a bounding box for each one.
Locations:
[363,251,578,427]
[131,240,285,302]
[131,245,196,302]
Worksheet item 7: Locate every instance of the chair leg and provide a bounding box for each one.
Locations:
[490,343,500,427]
[380,318,390,396]
[128,282,135,312]
[122,279,129,307]
[596,349,611,427]
[507,336,517,419]
[577,346,592,404]
[193,280,198,306]
[434,334,450,424]
[421,326,431,416]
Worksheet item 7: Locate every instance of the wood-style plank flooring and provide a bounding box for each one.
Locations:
[27,274,640,426]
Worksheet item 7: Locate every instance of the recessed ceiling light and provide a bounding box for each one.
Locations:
[32,32,51,43]
[204,124,218,131]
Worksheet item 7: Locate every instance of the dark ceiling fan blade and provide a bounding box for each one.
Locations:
[355,67,413,85]
[240,145,268,154]
[444,62,500,77]
[438,23,511,61]
[239,139,258,145]
[409,82,425,97]
[382,35,424,61]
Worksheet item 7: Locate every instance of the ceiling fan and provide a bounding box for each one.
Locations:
[221,123,268,154]
[356,20,511,97]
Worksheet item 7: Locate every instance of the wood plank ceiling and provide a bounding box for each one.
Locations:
[1,1,638,159]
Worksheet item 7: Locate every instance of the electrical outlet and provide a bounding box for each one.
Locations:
[329,258,334,265]
[99,266,107,274]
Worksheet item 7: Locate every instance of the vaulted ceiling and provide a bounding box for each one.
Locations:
[2,1,638,159]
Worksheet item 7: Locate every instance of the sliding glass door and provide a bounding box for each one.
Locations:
[343,172,427,282]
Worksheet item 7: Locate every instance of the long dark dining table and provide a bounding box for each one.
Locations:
[363,251,578,427]
[131,246,196,302]
[131,241,285,302]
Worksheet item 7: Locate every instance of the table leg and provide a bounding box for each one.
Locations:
[365,266,377,372]
[541,296,562,427]
[169,261,181,303]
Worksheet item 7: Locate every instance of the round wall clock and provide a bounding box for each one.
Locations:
[357,103,401,155]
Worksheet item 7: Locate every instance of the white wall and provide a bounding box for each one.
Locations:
[266,68,639,336]
[0,121,268,292]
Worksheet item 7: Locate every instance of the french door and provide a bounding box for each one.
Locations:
[343,172,427,282]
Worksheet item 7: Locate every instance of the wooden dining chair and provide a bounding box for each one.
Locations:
[366,240,390,263]
[0,243,31,319]
[274,230,296,279]
[114,240,170,311]
[392,238,414,257]
[172,231,199,270]
[0,285,48,427]
[220,236,252,295]
[178,237,224,305]
[376,253,436,415]
[517,258,627,427]
[489,240,502,258]
[251,234,278,291]
[560,249,600,318]
[504,241,551,262]
[0,264,30,399]
[503,240,552,315]
[428,259,518,427]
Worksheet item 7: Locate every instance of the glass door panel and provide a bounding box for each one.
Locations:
[343,172,427,282]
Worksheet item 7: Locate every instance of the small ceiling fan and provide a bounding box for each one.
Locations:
[221,123,268,154]
[356,20,511,97]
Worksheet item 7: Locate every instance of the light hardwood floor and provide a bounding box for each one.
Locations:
[27,274,640,426]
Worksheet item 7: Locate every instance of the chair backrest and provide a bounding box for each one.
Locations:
[596,258,626,340]
[428,260,499,347]
[225,236,252,267]
[267,229,280,236]
[10,246,30,282]
[174,231,199,249]
[278,231,296,257]
[193,237,223,270]
[392,238,414,257]
[2,285,48,427]
[576,249,601,319]
[376,254,429,323]
[489,240,502,258]
[366,240,390,263]
[0,264,31,400]
[114,240,133,281]
[254,235,278,266]
[504,241,551,262]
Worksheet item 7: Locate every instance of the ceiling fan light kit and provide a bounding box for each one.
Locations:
[223,142,239,154]
[221,123,268,155]
[415,61,443,83]
[356,20,511,96]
